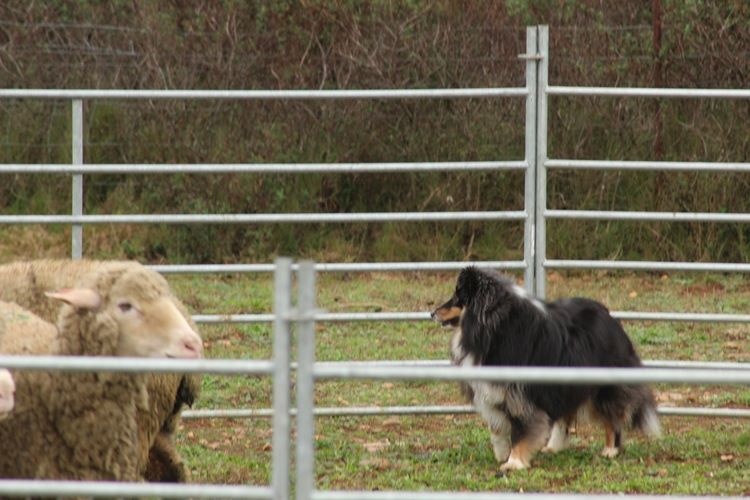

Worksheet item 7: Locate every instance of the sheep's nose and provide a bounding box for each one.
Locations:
[183,335,204,358]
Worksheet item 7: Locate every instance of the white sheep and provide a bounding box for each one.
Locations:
[0,368,14,419]
[0,263,203,481]
[0,259,202,482]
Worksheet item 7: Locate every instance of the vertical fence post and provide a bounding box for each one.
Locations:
[534,25,550,299]
[523,26,539,294]
[272,257,293,500]
[296,261,316,500]
[71,99,83,259]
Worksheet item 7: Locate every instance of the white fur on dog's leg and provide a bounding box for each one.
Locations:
[541,420,568,454]
[490,432,511,463]
[499,456,528,472]
[601,446,619,458]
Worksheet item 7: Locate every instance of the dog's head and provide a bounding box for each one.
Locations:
[430,266,485,327]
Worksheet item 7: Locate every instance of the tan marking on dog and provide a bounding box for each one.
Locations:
[433,305,462,324]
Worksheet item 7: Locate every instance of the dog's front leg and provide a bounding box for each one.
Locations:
[482,407,512,463]
[490,426,511,463]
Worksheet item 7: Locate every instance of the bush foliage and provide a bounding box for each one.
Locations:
[1,1,748,263]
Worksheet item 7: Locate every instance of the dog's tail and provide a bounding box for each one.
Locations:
[630,386,661,438]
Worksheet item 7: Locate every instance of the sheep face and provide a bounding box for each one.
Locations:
[45,266,204,359]
[112,295,204,359]
[0,368,14,419]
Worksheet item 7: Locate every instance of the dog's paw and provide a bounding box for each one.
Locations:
[600,446,619,458]
[499,456,529,472]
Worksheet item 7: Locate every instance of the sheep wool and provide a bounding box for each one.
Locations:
[0,263,203,482]
[0,368,14,419]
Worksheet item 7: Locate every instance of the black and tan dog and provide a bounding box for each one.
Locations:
[432,266,660,471]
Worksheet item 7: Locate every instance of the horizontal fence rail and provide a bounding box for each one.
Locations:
[547,86,750,99]
[182,406,750,420]
[0,210,527,225]
[189,310,750,324]
[0,355,274,375]
[312,365,750,385]
[0,161,527,174]
[546,159,750,172]
[0,87,529,100]
[546,260,750,272]
[8,356,744,375]
[0,481,272,499]
[150,260,527,274]
[545,210,750,223]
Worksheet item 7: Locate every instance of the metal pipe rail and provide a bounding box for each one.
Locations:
[0,87,528,100]
[546,159,750,172]
[612,311,750,323]
[545,210,750,223]
[0,210,526,225]
[182,406,750,420]
[0,481,272,499]
[309,359,750,370]
[0,355,274,375]
[189,310,750,324]
[312,365,750,385]
[0,160,527,174]
[547,86,750,99]
[150,260,527,274]
[546,259,750,273]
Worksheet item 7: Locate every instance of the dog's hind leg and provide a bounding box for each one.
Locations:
[601,420,622,458]
[593,386,631,458]
[541,418,569,454]
[499,411,550,472]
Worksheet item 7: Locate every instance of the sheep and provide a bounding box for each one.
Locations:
[0,368,14,419]
[0,259,202,482]
[0,264,203,481]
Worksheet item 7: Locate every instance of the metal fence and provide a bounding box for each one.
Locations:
[1,24,750,498]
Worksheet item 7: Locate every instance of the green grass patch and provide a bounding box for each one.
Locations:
[168,271,750,494]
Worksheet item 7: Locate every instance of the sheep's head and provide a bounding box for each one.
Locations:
[46,265,204,359]
[0,368,14,419]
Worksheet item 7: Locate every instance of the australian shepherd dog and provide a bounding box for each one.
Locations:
[431,266,660,472]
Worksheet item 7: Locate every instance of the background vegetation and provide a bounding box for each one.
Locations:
[0,0,748,264]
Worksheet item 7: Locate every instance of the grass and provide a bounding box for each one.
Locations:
[164,270,750,495]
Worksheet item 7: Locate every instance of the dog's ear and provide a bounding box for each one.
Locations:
[455,266,480,305]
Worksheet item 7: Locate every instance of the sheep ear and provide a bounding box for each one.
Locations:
[45,288,102,311]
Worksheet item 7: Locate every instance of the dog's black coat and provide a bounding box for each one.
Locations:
[435,266,658,461]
